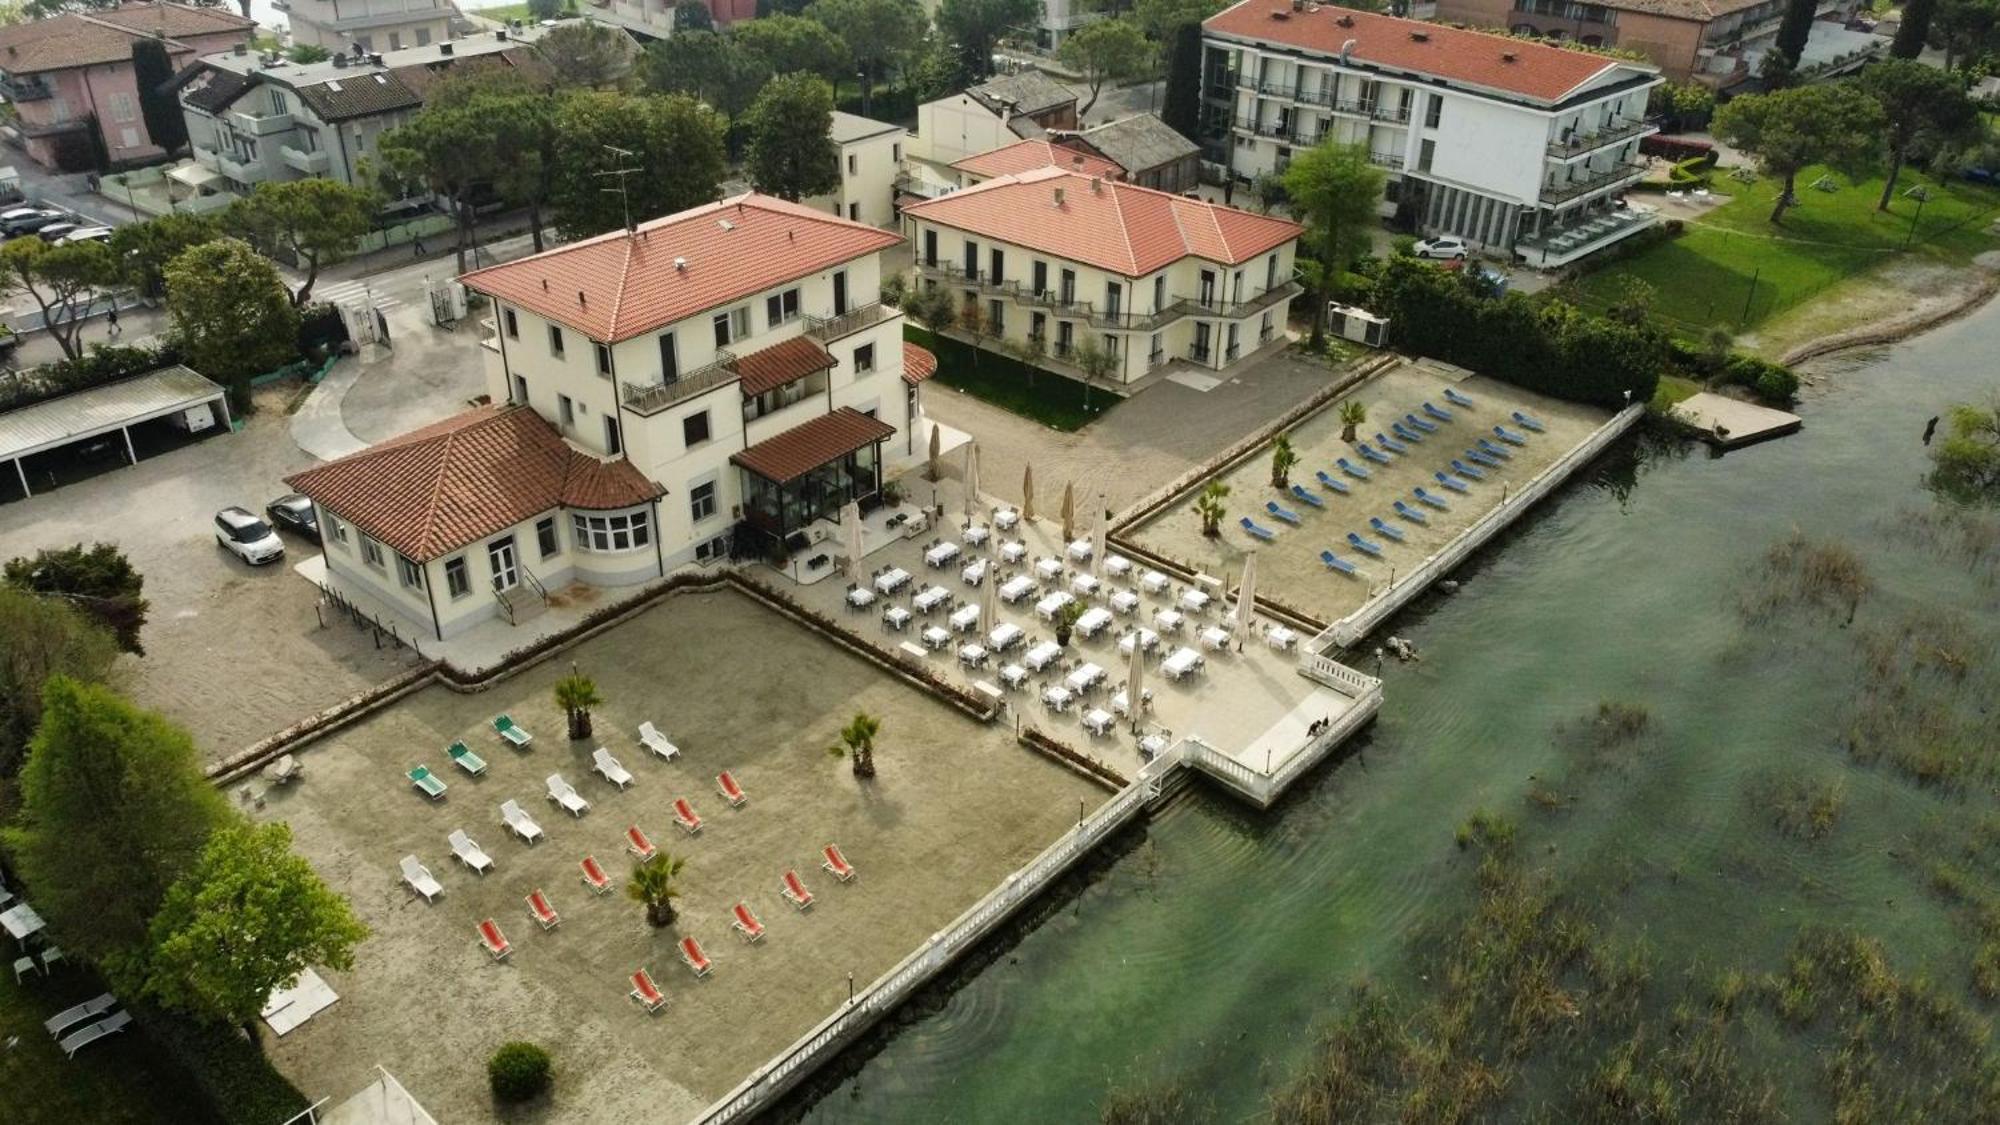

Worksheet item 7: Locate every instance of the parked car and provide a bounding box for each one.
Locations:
[1413,236,1469,261]
[35,222,81,243]
[57,226,112,245]
[214,507,285,565]
[264,494,321,543]
[0,208,65,236]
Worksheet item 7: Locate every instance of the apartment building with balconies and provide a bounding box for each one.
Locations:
[1201,1,1662,266]
[1434,0,1865,85]
[903,167,1302,381]
[278,0,452,54]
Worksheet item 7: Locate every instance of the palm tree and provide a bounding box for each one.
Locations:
[1193,480,1230,537]
[625,853,686,927]
[553,664,602,740]
[1270,432,1299,488]
[827,711,881,779]
[1338,400,1367,442]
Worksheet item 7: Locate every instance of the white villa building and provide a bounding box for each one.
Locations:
[902,166,1302,382]
[287,195,936,640]
[1201,1,1663,266]
[804,111,907,228]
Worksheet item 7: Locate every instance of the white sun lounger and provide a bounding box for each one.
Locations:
[500,800,544,844]
[45,993,116,1039]
[638,721,681,761]
[60,1010,132,1058]
[400,855,443,902]
[448,829,494,873]
[546,774,591,817]
[592,748,634,789]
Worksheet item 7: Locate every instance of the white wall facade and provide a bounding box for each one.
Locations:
[284,0,451,52]
[909,97,1015,168]
[806,127,907,228]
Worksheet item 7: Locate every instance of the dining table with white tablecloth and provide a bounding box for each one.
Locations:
[949,604,981,632]
[999,539,1027,563]
[1109,588,1140,614]
[999,574,1035,603]
[1074,606,1112,638]
[961,558,989,586]
[1067,538,1093,562]
[875,567,912,594]
[1201,624,1232,651]
[846,586,876,608]
[914,585,951,612]
[1041,684,1074,712]
[1139,568,1170,594]
[1070,573,1101,596]
[1023,640,1062,671]
[921,625,951,650]
[999,662,1029,687]
[994,508,1019,530]
[1162,646,1204,680]
[1180,588,1211,613]
[1153,607,1185,633]
[1104,554,1132,577]
[1065,661,1106,692]
[925,541,962,568]
[1118,627,1160,655]
[1035,556,1063,580]
[957,643,989,668]
[987,622,1024,650]
[963,524,991,546]
[1035,590,1074,620]
[881,605,912,631]
[1081,708,1114,736]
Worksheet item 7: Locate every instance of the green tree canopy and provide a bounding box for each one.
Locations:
[535,21,636,89]
[675,0,714,28]
[145,822,368,1030]
[1132,0,1220,40]
[732,12,850,82]
[287,43,332,63]
[0,238,117,362]
[0,588,117,781]
[109,212,222,301]
[1893,0,1935,56]
[3,677,230,988]
[1712,83,1885,224]
[908,38,972,101]
[3,543,147,655]
[1282,141,1384,348]
[1058,18,1152,116]
[527,0,565,19]
[403,70,561,252]
[1860,60,1980,210]
[164,238,301,383]
[642,29,770,118]
[1159,22,1204,141]
[549,91,728,239]
[1929,401,2000,503]
[1766,0,1816,82]
[225,179,377,306]
[744,73,842,202]
[808,0,929,112]
[1929,0,2000,70]
[935,0,1038,80]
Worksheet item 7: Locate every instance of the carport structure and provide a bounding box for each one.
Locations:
[0,365,229,499]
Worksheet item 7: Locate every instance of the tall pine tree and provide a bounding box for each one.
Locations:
[1161,23,1204,143]
[1892,0,1936,57]
[131,38,187,154]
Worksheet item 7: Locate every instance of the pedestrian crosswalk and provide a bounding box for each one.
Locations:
[315,280,403,312]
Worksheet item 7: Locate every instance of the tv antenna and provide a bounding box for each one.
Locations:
[596,144,639,233]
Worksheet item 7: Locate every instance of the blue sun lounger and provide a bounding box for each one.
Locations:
[1316,470,1352,495]
[1265,501,1302,525]
[1493,425,1529,445]
[1434,471,1470,494]
[1393,500,1429,525]
[1404,412,1438,434]
[1476,437,1513,460]
[1337,458,1371,480]
[1376,432,1408,455]
[1368,517,1406,542]
[1466,448,1502,468]
[1423,401,1454,423]
[1290,484,1326,509]
[1319,550,1358,576]
[1511,410,1546,433]
[1360,443,1392,465]
[1451,459,1486,480]
[1413,487,1450,510]
[1240,516,1277,541]
[1444,388,1474,408]
[1347,532,1384,557]
[1391,422,1424,444]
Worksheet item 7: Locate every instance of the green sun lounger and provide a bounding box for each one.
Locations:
[494,715,532,747]
[448,741,487,776]
[409,765,447,800]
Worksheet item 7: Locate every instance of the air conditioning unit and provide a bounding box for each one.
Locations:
[1326,302,1389,347]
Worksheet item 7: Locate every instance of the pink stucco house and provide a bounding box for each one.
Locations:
[0,2,253,171]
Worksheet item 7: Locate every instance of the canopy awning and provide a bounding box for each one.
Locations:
[168,162,224,189]
[732,407,895,485]
[901,342,938,387]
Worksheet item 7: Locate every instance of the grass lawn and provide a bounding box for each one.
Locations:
[1574,168,2000,337]
[906,325,1115,432]
[1651,373,1703,410]
[0,968,204,1124]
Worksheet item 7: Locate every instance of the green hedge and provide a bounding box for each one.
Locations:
[904,325,1111,432]
[130,1004,309,1125]
[0,341,187,414]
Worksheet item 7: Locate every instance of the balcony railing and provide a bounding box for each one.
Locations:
[1546,118,1655,159]
[1239,77,1414,124]
[1188,343,1213,364]
[217,152,270,185]
[1541,160,1650,204]
[280,145,330,175]
[803,301,891,343]
[1370,151,1406,171]
[229,108,294,135]
[621,350,739,415]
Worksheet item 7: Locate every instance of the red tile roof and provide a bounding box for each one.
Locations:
[460,193,902,344]
[732,407,896,484]
[902,168,1302,278]
[0,2,250,73]
[284,406,663,562]
[733,334,835,397]
[952,139,1124,182]
[901,342,937,386]
[1203,2,1638,103]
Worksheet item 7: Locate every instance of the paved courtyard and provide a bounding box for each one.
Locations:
[259,587,1104,1123]
[1123,362,1610,626]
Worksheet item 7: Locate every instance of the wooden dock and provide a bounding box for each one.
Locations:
[1672,393,1802,450]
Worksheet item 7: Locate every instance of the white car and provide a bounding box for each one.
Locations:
[58,226,112,245]
[214,506,286,566]
[1413,236,1470,261]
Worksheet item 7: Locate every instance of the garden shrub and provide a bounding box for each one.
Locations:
[296,302,349,355]
[130,1003,309,1125]
[1719,354,1800,405]
[488,1041,553,1103]
[1640,135,1716,163]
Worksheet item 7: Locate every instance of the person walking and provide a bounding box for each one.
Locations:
[106,304,120,336]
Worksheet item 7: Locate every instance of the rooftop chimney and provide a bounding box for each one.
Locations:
[233,42,247,55]
[1053,186,1066,207]
[1340,37,1354,62]
[673,257,688,271]
[578,290,587,306]
[1501,51,1517,62]
[439,42,453,56]
[541,278,549,291]
[1090,177,1103,194]
[1409,30,1429,41]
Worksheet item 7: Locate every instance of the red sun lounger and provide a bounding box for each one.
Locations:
[625,825,656,861]
[781,869,814,911]
[630,968,668,1013]
[580,855,611,895]
[822,843,856,883]
[526,889,560,931]
[673,797,703,835]
[717,770,747,807]
[680,936,712,978]
[477,918,511,960]
[732,902,764,943]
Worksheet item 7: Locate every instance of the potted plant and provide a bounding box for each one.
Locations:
[1338,400,1367,442]
[827,710,881,778]
[625,853,686,927]
[1053,599,1087,648]
[882,479,904,507]
[1193,480,1230,537]
[553,663,601,740]
[1270,432,1299,488]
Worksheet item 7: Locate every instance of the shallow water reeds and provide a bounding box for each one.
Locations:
[1738,531,1873,625]
[1750,769,1847,840]
[1097,1076,1215,1125]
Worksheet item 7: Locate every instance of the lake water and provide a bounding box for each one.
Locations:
[797,302,2000,1118]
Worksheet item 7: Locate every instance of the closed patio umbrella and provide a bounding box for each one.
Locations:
[1061,482,1075,543]
[841,500,864,577]
[1232,550,1259,648]
[1126,632,1146,734]
[982,559,999,636]
[1091,494,1107,576]
[928,423,942,482]
[964,443,980,520]
[1022,465,1036,522]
